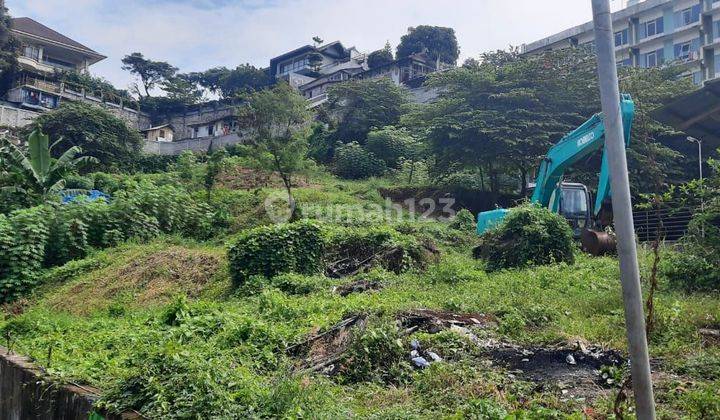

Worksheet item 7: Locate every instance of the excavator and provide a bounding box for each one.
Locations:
[476,94,635,255]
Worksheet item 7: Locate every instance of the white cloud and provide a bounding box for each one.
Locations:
[7,0,595,91]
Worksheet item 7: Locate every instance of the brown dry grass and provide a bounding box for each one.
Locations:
[44,247,224,316]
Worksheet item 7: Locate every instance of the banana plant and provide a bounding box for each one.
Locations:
[0,129,98,201]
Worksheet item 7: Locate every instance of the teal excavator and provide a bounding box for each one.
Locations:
[476,94,635,255]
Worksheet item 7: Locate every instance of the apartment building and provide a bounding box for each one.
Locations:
[521,0,720,85]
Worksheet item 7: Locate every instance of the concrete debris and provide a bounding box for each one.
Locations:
[566,354,577,365]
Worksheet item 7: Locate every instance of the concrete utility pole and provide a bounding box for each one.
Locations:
[590,1,656,419]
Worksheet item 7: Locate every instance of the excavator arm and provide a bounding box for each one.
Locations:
[530,94,635,215]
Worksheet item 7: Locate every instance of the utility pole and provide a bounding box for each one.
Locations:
[590,1,656,419]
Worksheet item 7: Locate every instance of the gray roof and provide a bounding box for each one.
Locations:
[651,78,720,147]
[11,17,105,58]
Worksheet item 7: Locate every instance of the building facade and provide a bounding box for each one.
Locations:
[521,0,720,85]
[4,17,149,129]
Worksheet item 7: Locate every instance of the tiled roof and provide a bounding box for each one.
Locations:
[11,17,103,57]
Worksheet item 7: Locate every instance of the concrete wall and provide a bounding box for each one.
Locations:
[143,132,250,155]
[0,346,99,419]
[0,105,41,128]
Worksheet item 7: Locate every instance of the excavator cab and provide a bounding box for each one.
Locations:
[554,183,592,238]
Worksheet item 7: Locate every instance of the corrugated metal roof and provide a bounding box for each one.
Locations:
[651,78,720,147]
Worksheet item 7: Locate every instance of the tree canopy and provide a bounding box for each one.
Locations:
[404,47,694,196]
[0,5,18,94]
[29,102,143,171]
[326,78,409,144]
[238,82,311,216]
[396,25,460,65]
[367,42,394,69]
[121,52,178,98]
[188,65,269,99]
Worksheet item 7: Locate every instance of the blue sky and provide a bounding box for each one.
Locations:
[6,0,618,94]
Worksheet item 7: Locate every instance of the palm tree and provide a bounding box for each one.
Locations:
[1,129,97,201]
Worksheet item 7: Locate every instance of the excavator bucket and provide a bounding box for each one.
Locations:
[581,229,617,256]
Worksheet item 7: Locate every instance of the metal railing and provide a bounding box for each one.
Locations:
[633,206,695,242]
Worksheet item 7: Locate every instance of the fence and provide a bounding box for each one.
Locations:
[632,206,696,242]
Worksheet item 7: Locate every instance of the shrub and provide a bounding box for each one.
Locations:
[663,198,720,291]
[365,126,413,168]
[0,206,50,302]
[477,204,574,271]
[338,322,411,385]
[325,225,436,276]
[333,142,386,179]
[449,208,476,231]
[227,221,324,287]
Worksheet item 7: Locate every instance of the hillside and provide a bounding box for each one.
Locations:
[2,170,718,419]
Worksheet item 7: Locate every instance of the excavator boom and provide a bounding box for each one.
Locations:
[477,95,635,238]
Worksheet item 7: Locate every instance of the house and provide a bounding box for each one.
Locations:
[269,41,368,88]
[7,17,106,110]
[355,52,439,88]
[1,17,149,130]
[141,124,175,143]
[298,67,365,104]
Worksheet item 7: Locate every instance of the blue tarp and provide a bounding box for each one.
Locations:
[61,190,110,204]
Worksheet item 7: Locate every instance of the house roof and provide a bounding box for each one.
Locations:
[269,41,350,68]
[141,124,174,132]
[651,78,720,147]
[10,17,106,60]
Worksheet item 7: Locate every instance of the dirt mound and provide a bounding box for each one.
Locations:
[45,247,223,316]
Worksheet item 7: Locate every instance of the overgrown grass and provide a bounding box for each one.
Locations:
[1,174,719,418]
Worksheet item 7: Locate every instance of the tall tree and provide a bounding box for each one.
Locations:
[238,82,311,217]
[396,25,460,65]
[326,78,409,144]
[407,47,697,196]
[0,4,18,94]
[367,42,394,69]
[121,52,177,98]
[161,74,204,105]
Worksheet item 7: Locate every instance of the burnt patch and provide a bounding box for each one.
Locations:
[334,279,383,297]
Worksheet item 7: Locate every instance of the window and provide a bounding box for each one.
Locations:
[615,29,628,47]
[641,17,664,39]
[682,8,692,26]
[159,130,165,138]
[677,42,691,60]
[23,45,40,61]
[208,124,214,136]
[646,51,657,67]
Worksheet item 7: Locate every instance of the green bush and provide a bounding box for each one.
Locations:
[333,142,386,179]
[338,321,411,385]
[227,221,324,287]
[478,204,574,271]
[365,126,413,168]
[0,206,50,302]
[449,208,476,231]
[325,225,435,275]
[663,198,720,291]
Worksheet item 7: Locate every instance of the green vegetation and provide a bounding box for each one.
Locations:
[396,25,460,65]
[477,204,575,272]
[27,103,143,171]
[1,129,97,202]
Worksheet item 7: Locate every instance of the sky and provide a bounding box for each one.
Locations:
[5,0,625,93]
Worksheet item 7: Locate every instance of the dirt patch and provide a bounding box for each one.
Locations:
[379,186,520,217]
[699,328,720,347]
[334,279,383,297]
[45,247,223,316]
[481,340,625,401]
[288,314,368,374]
[399,309,498,334]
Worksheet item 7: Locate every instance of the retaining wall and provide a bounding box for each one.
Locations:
[143,132,249,155]
[0,105,40,128]
[0,346,137,419]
